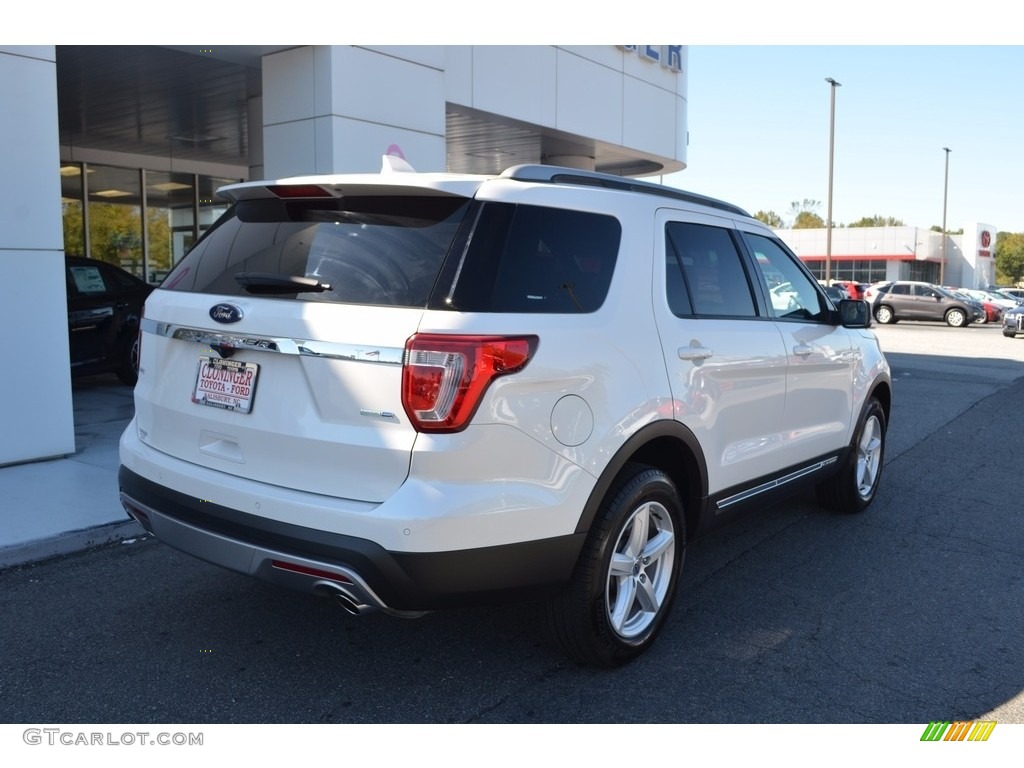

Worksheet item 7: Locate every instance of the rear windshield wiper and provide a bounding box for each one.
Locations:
[235,272,332,294]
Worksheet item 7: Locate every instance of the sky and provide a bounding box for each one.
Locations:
[662,45,1024,233]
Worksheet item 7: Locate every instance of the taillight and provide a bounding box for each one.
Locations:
[402,334,538,433]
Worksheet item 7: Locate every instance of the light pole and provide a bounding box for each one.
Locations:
[825,77,841,283]
[939,147,951,287]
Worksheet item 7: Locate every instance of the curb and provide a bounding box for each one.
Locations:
[0,519,145,571]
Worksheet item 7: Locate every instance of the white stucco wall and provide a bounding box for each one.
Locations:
[261,46,447,177]
[261,45,689,178]
[0,46,75,465]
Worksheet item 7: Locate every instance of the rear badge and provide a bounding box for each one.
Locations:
[210,303,243,324]
[360,409,397,420]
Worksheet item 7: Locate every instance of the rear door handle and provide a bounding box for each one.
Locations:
[793,343,813,358]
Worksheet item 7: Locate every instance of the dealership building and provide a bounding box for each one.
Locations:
[0,44,689,465]
[777,223,997,290]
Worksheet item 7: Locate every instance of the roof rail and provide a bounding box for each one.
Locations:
[500,164,751,217]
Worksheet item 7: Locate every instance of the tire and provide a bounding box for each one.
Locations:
[816,397,886,514]
[546,463,684,667]
[115,336,140,386]
[875,305,894,324]
[1004,331,1018,338]
[945,308,966,327]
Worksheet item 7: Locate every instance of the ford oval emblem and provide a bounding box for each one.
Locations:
[209,303,243,324]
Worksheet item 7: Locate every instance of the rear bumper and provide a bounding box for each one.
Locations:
[118,466,585,611]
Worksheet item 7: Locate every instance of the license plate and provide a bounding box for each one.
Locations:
[192,357,259,414]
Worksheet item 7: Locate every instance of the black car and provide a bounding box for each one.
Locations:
[66,256,153,385]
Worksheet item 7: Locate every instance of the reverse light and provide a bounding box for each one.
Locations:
[402,334,538,433]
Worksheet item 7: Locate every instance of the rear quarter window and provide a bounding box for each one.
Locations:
[439,203,621,313]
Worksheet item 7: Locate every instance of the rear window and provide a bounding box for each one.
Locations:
[162,193,621,313]
[162,195,471,308]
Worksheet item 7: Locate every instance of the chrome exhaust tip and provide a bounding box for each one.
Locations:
[313,580,376,616]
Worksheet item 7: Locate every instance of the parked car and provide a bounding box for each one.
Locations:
[862,281,892,305]
[990,289,1024,305]
[1002,303,1024,337]
[871,281,984,327]
[831,280,866,300]
[945,290,1000,324]
[822,285,848,304]
[67,255,153,385]
[118,162,892,667]
[960,288,1017,312]
[982,302,1004,324]
[989,285,1024,302]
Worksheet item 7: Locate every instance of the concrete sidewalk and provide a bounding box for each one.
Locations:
[0,374,143,569]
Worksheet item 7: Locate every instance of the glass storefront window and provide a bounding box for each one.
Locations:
[198,175,237,237]
[60,163,85,256]
[87,165,143,279]
[146,171,195,283]
[803,259,888,285]
[59,163,242,283]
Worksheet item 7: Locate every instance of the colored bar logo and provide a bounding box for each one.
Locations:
[921,721,996,741]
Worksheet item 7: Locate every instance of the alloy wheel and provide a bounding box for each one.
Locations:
[605,500,677,639]
[856,414,883,499]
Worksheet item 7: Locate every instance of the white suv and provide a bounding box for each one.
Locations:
[119,164,891,666]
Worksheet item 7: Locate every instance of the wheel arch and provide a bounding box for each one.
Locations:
[575,420,708,542]
[869,378,892,425]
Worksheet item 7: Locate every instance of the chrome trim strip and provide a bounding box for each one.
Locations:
[715,457,838,511]
[141,317,403,365]
[119,492,423,618]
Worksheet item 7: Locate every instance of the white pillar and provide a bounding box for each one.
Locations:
[260,46,446,178]
[0,46,75,465]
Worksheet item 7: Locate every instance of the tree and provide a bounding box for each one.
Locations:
[930,225,964,234]
[793,210,826,229]
[754,210,784,228]
[848,215,905,227]
[788,198,819,218]
[995,231,1024,286]
[787,199,825,229]
[62,200,172,281]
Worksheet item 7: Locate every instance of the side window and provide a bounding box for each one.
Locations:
[743,233,828,322]
[890,284,911,296]
[916,286,938,299]
[665,222,756,318]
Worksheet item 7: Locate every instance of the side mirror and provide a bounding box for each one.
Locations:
[838,298,871,328]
